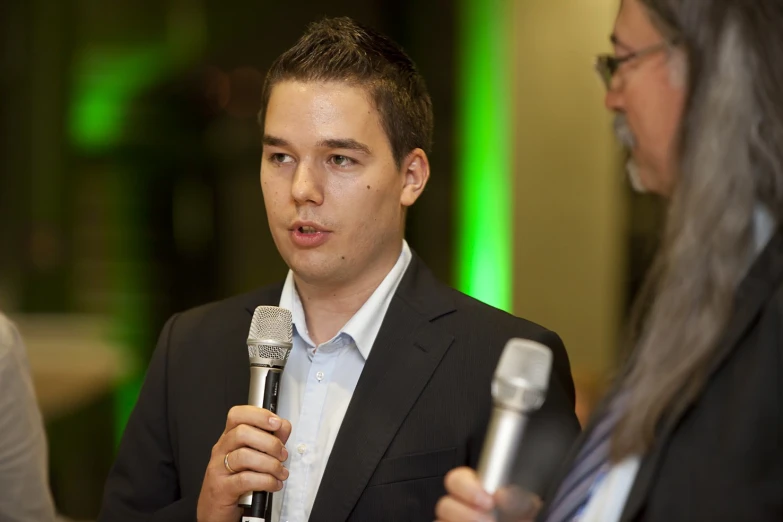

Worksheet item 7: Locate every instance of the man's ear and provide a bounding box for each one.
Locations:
[400,148,430,207]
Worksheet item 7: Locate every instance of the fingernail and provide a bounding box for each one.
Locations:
[269,416,281,429]
[277,480,283,490]
[282,447,289,460]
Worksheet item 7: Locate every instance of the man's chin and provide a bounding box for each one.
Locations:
[287,256,341,285]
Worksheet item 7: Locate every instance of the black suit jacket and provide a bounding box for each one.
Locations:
[540,231,783,522]
[99,253,580,522]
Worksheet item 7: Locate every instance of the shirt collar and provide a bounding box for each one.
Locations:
[278,240,412,360]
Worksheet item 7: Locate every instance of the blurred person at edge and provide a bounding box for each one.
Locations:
[98,16,581,522]
[0,312,57,522]
[435,0,783,521]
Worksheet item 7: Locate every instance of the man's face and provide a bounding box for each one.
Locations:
[606,0,686,197]
[261,80,428,287]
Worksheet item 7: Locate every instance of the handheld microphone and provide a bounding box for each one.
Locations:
[239,306,293,522]
[477,338,553,494]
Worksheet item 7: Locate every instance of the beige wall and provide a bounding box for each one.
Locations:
[510,0,625,400]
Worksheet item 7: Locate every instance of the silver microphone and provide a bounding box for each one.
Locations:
[477,338,553,494]
[239,306,293,519]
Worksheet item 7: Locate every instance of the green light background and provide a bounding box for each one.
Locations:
[456,0,513,311]
[70,46,168,444]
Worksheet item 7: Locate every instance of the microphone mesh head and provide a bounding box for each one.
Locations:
[248,306,293,361]
[492,338,553,412]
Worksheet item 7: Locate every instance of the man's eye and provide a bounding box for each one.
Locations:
[270,153,293,164]
[331,155,355,167]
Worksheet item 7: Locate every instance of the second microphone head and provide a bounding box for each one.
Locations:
[492,338,552,413]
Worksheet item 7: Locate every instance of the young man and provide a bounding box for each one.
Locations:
[99,17,579,522]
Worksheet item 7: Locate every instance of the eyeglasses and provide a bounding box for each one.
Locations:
[594,40,674,89]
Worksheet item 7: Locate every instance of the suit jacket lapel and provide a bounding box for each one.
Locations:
[223,283,285,413]
[309,254,457,522]
[620,231,783,521]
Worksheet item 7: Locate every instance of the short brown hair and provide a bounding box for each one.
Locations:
[258,17,434,167]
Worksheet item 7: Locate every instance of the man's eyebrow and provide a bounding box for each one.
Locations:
[317,138,372,155]
[262,135,290,147]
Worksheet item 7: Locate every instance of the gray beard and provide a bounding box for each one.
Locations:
[614,114,647,194]
[626,158,647,193]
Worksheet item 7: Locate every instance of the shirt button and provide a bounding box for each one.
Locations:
[297,443,307,454]
[316,371,325,381]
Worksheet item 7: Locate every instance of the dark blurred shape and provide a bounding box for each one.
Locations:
[225,66,265,119]
[202,66,231,111]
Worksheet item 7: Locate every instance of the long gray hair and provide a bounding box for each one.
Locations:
[612,0,783,459]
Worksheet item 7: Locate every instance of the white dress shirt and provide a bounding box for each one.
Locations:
[0,313,56,522]
[271,240,412,522]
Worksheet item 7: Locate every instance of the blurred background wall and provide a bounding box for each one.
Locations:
[0,0,662,519]
[512,0,627,420]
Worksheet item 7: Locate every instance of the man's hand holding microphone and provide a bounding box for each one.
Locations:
[197,407,291,522]
[198,306,294,522]
[435,338,552,522]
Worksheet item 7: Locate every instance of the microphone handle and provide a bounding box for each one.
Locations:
[239,366,283,521]
[476,406,528,494]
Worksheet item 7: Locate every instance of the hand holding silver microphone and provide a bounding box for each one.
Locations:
[196,306,294,522]
[435,338,552,522]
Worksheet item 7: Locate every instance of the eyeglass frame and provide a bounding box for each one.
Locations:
[594,37,679,89]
